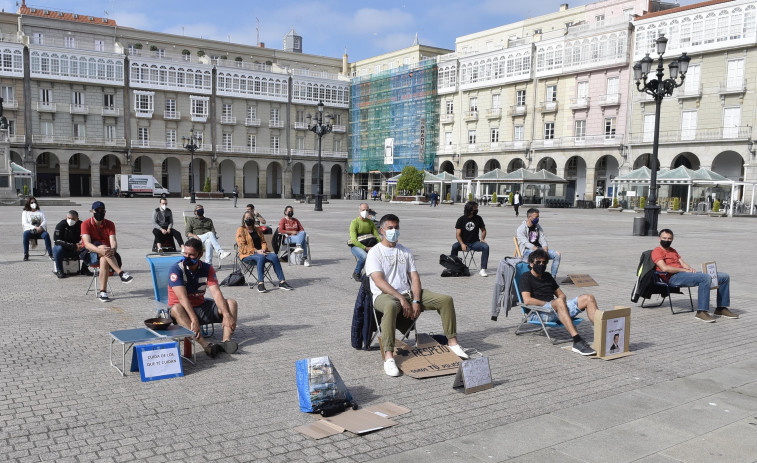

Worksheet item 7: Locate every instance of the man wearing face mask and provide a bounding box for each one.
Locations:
[519,249,598,356]
[450,201,489,277]
[167,238,238,358]
[348,203,382,282]
[152,198,183,253]
[278,206,310,267]
[652,228,736,323]
[185,204,231,264]
[52,210,88,278]
[80,201,133,302]
[516,208,561,278]
[365,214,469,377]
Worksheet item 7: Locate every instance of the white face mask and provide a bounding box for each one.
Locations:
[30,202,37,210]
[160,204,167,211]
[67,219,76,227]
[360,210,368,219]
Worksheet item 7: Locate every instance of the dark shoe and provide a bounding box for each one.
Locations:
[695,311,716,323]
[572,339,596,356]
[23,254,29,261]
[352,272,362,282]
[714,307,739,319]
[48,254,54,261]
[98,291,111,303]
[55,270,67,279]
[203,343,223,358]
[80,266,94,276]
[257,282,267,293]
[119,271,133,284]
[221,340,238,354]
[279,281,294,291]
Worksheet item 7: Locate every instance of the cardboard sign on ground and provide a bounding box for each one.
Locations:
[393,334,462,378]
[593,306,633,360]
[561,274,599,287]
[452,356,494,394]
[295,402,409,439]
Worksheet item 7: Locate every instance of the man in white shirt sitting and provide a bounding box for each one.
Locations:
[365,213,469,377]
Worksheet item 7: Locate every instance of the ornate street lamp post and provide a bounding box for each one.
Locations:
[182,132,202,204]
[633,35,690,235]
[306,101,333,211]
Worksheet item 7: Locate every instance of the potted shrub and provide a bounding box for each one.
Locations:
[709,199,726,216]
[182,49,191,56]
[490,192,501,206]
[235,56,243,62]
[468,193,473,202]
[668,197,684,215]
[608,196,623,212]
[134,43,143,49]
[203,177,211,193]
[149,45,158,51]
[197,50,206,57]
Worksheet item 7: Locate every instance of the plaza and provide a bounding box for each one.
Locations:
[1,198,755,462]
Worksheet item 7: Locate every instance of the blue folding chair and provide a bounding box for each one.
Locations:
[146,253,215,337]
[512,262,582,344]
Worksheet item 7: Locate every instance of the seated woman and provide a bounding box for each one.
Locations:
[152,197,183,253]
[21,196,52,261]
[235,211,294,293]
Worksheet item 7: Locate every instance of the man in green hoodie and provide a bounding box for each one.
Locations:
[348,203,381,282]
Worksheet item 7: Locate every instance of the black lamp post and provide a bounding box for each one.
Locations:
[182,132,202,204]
[306,101,333,211]
[633,35,690,236]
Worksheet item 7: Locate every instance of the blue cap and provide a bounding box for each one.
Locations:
[92,201,105,210]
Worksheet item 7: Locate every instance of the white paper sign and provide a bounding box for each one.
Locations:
[605,317,626,356]
[384,138,394,165]
[702,262,718,290]
[453,357,493,394]
[139,343,183,381]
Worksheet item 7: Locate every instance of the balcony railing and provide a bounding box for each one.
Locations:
[719,80,747,94]
[538,101,558,113]
[291,149,348,159]
[269,119,284,128]
[3,100,19,109]
[440,114,455,123]
[675,85,702,99]
[508,105,527,117]
[131,140,210,150]
[37,101,56,112]
[191,114,208,123]
[70,104,88,114]
[439,144,457,154]
[464,110,479,121]
[9,134,25,144]
[293,121,309,130]
[245,117,261,127]
[220,116,237,125]
[569,97,590,109]
[332,124,346,133]
[135,109,153,118]
[163,111,181,120]
[102,107,122,116]
[486,108,502,118]
[597,94,620,106]
[32,135,126,146]
[531,134,624,148]
[628,126,750,144]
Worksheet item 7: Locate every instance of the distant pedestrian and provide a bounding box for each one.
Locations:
[372,189,378,201]
[233,185,239,208]
[513,191,522,216]
[429,191,438,207]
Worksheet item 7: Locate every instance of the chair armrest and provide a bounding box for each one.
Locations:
[518,303,551,313]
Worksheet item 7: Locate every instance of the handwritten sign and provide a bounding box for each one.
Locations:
[452,357,493,394]
[702,262,718,290]
[392,334,461,378]
[135,342,184,382]
[562,274,599,287]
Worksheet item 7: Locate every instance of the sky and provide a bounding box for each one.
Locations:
[1,0,702,61]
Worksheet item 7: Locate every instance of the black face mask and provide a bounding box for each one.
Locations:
[196,209,204,217]
[287,211,294,218]
[93,211,105,221]
[244,218,255,226]
[660,240,673,249]
[472,209,479,216]
[532,263,547,275]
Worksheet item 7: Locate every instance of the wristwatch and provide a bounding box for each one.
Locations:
[412,300,421,304]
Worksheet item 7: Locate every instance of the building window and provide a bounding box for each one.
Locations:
[606,77,619,97]
[727,59,744,89]
[544,122,555,140]
[41,121,53,137]
[574,120,586,140]
[190,97,208,118]
[446,100,454,114]
[222,133,232,150]
[247,134,256,152]
[104,124,115,141]
[32,33,43,45]
[94,40,105,52]
[154,48,165,58]
[595,14,605,26]
[576,81,588,100]
[490,128,499,143]
[270,107,280,123]
[546,85,557,102]
[516,90,526,106]
[72,91,83,106]
[445,131,453,145]
[137,127,149,146]
[492,94,500,109]
[247,106,257,120]
[73,123,85,140]
[39,88,51,103]
[514,125,524,141]
[296,136,305,150]
[334,139,342,152]
[164,129,175,148]
[468,130,476,144]
[604,117,616,139]
[271,135,280,153]
[469,97,478,112]
[681,110,697,140]
[1,85,13,103]
[165,98,176,117]
[296,110,304,123]
[65,36,75,49]
[103,94,114,108]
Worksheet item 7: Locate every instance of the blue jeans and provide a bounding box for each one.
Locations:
[23,230,51,255]
[285,231,308,259]
[523,248,561,277]
[242,253,285,282]
[450,241,489,269]
[53,245,79,271]
[669,271,730,312]
[351,246,368,274]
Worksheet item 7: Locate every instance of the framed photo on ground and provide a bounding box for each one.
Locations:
[593,306,632,360]
[702,261,718,290]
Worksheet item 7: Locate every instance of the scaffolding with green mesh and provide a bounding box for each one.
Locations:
[349,60,440,174]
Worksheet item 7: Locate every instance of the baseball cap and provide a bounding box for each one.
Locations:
[92,201,105,210]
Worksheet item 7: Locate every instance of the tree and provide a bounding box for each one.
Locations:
[396,166,424,196]
[203,177,211,192]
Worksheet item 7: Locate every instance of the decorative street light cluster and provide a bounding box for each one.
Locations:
[182,132,202,204]
[633,34,690,236]
[306,101,333,211]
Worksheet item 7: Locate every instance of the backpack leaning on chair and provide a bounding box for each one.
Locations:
[220,269,245,286]
[439,254,470,277]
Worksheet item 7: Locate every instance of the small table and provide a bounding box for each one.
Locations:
[109,326,196,376]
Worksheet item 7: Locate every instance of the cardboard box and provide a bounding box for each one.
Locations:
[593,306,632,360]
[392,334,462,379]
[295,402,410,439]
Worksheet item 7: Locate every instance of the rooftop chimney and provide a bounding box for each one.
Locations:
[560,3,569,11]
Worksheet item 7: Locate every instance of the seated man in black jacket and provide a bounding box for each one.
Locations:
[52,210,90,278]
[152,197,184,253]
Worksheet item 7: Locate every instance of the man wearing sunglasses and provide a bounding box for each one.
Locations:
[519,249,597,356]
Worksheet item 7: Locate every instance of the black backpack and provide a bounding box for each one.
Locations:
[439,254,470,277]
[220,269,245,286]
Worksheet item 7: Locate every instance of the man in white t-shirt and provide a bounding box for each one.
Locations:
[365,213,469,377]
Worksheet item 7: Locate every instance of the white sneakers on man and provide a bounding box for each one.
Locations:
[304,260,311,267]
[479,269,488,277]
[383,358,400,377]
[291,246,304,254]
[219,250,231,260]
[449,344,469,359]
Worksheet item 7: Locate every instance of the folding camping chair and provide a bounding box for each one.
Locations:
[642,271,694,315]
[358,276,418,350]
[633,249,694,315]
[85,264,114,296]
[461,249,479,270]
[233,244,275,288]
[182,210,222,269]
[145,253,215,337]
[513,261,582,344]
[275,227,311,266]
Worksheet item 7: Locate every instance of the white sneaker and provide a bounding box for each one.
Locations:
[218,250,231,260]
[479,269,488,277]
[449,344,469,359]
[383,358,400,377]
[291,246,304,254]
[303,259,311,267]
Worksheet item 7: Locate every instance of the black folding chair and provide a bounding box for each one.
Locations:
[642,271,694,315]
[233,244,275,288]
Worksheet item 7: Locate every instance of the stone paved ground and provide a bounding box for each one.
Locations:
[0,198,755,462]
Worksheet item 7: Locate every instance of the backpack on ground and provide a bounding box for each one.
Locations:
[439,254,470,277]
